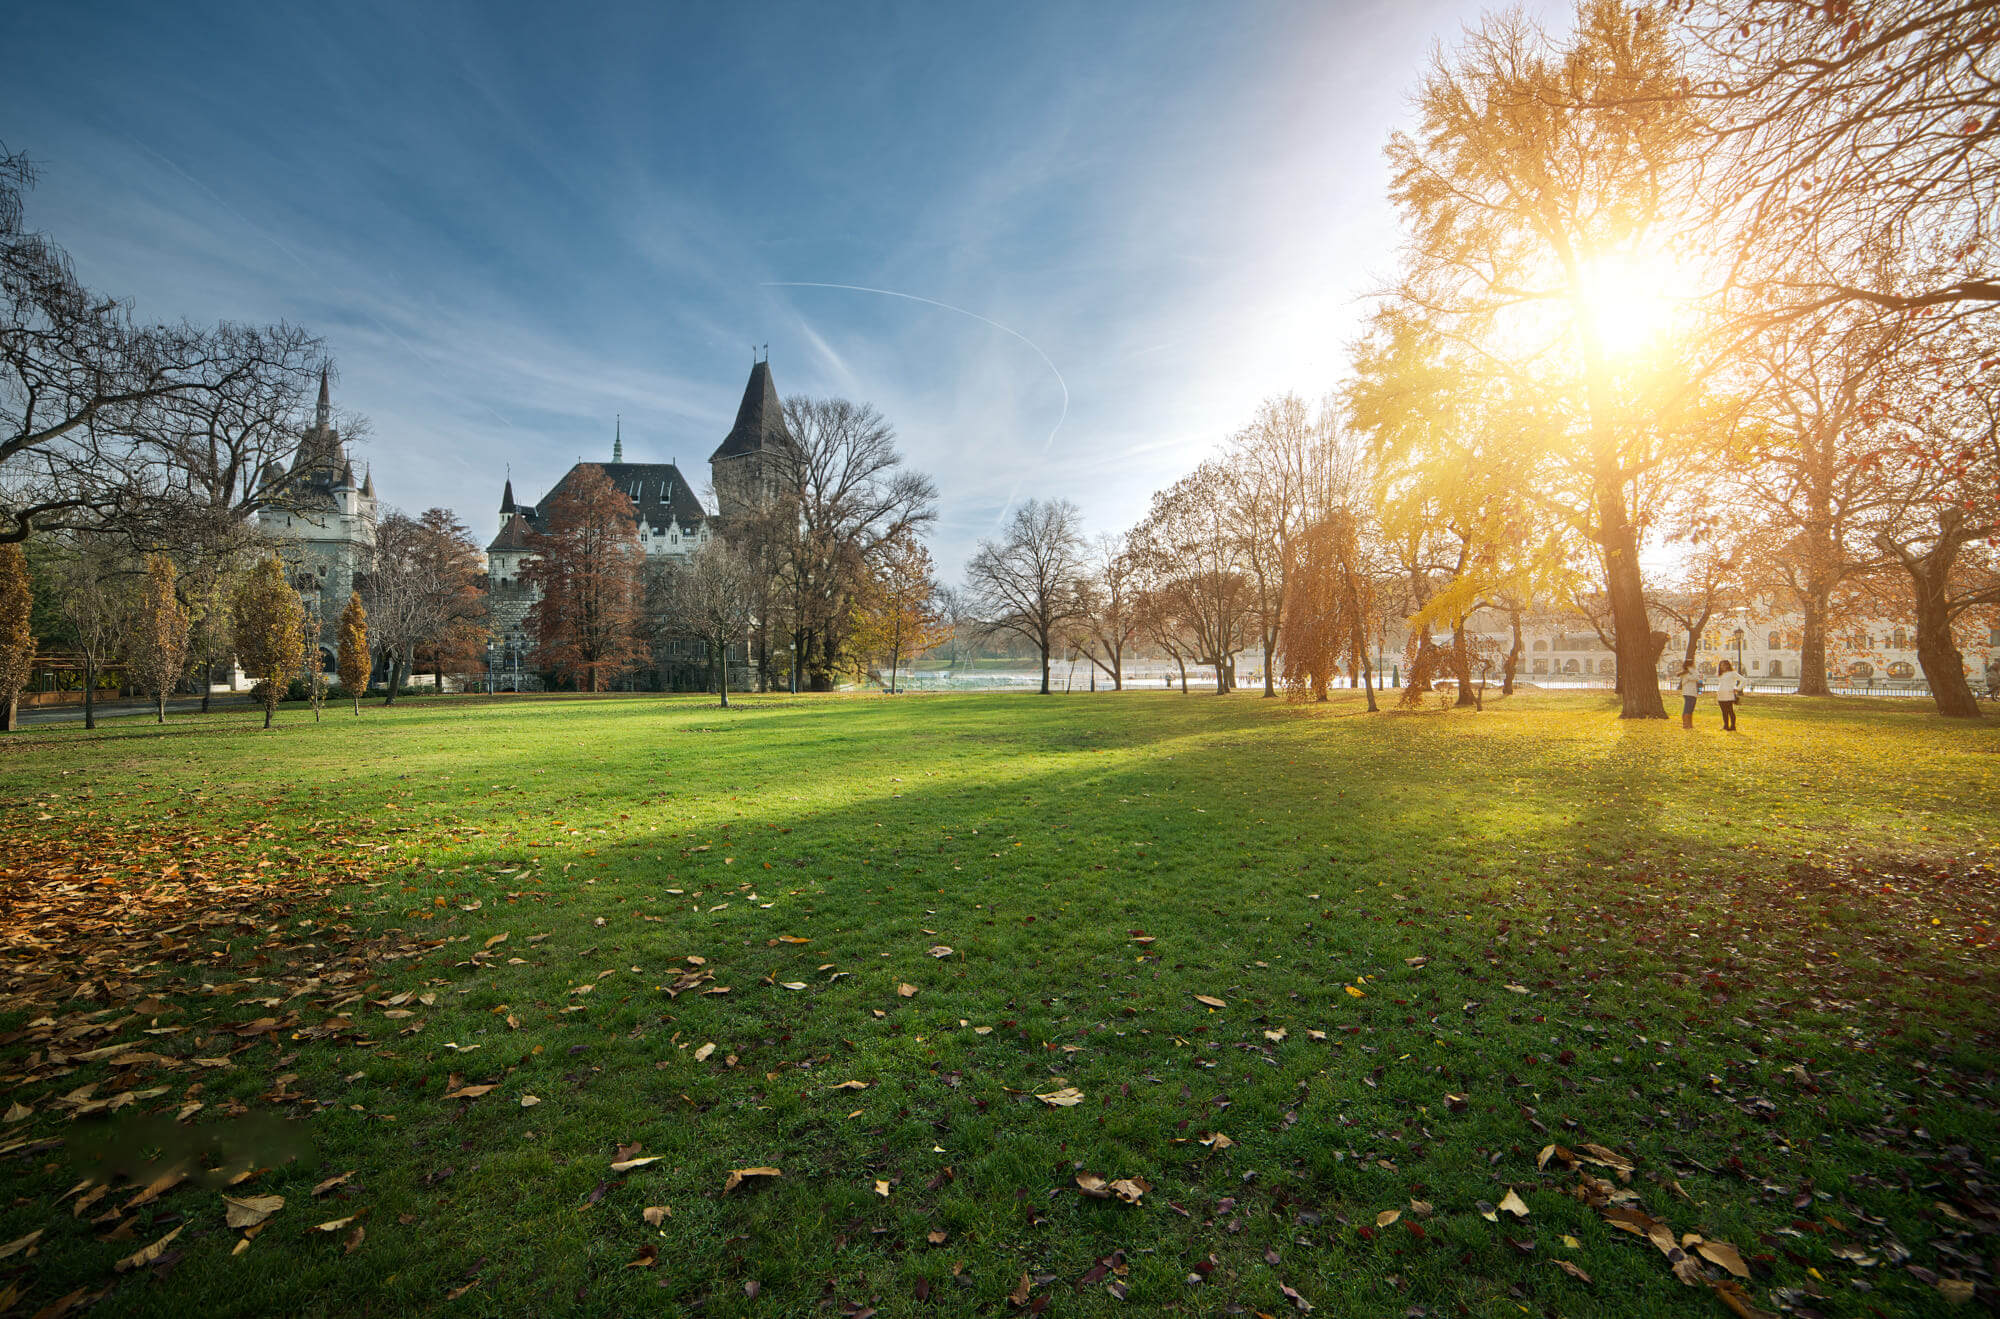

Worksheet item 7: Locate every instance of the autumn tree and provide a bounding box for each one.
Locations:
[337,591,369,714]
[1131,463,1254,695]
[522,468,647,692]
[757,397,938,689]
[232,552,304,729]
[368,508,489,702]
[964,499,1089,696]
[848,533,951,693]
[652,538,760,706]
[48,533,132,729]
[128,553,192,723]
[1383,0,1715,717]
[1227,397,1320,697]
[1654,546,1745,671]
[1679,0,2000,322]
[1071,533,1142,691]
[0,541,37,730]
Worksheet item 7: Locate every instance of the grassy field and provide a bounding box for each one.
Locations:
[1,690,1995,1318]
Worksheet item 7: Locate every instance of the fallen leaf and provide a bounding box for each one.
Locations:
[1009,1273,1032,1307]
[1344,985,1366,998]
[829,1080,869,1091]
[1938,1278,1976,1305]
[1035,1087,1085,1107]
[1193,994,1227,1009]
[1376,1209,1401,1227]
[927,945,954,958]
[627,1244,659,1269]
[723,1166,781,1193]
[779,982,807,991]
[223,1194,285,1229]
[1697,1239,1750,1279]
[610,1155,663,1173]
[520,1095,541,1108]
[874,1179,891,1197]
[694,1043,716,1062]
[1499,1189,1530,1218]
[1553,1259,1593,1283]
[1199,1132,1234,1150]
[897,983,919,998]
[0,1230,42,1260]
[643,1206,671,1226]
[312,1216,356,1232]
[311,1171,356,1198]
[115,1224,183,1272]
[441,1084,496,1101]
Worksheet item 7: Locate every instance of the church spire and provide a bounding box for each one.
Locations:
[315,365,331,432]
[500,477,517,515]
[613,415,623,464]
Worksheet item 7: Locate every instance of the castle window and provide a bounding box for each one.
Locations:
[1892,628,1907,649]
[1767,632,1780,649]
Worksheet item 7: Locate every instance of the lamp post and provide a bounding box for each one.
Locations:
[788,641,797,696]
[1733,605,1747,686]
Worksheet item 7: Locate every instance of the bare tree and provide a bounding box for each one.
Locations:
[1131,463,1253,695]
[1681,0,2000,320]
[964,499,1089,696]
[758,397,937,689]
[653,538,760,706]
[49,532,135,729]
[1071,532,1142,691]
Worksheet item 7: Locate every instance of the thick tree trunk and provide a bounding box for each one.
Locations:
[1894,522,1983,719]
[1797,588,1831,696]
[1263,635,1276,698]
[1176,656,1187,693]
[1112,649,1122,691]
[0,696,15,731]
[1039,644,1051,695]
[1601,517,1666,718]
[156,688,166,723]
[718,639,729,708]
[263,695,276,729]
[382,655,400,706]
[1452,625,1476,708]
[83,656,97,730]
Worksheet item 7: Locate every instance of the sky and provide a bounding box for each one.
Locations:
[1,0,1514,577]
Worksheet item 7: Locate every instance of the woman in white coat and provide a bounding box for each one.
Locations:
[1678,661,1701,729]
[1714,660,1743,731]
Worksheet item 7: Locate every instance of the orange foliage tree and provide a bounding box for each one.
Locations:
[523,465,647,692]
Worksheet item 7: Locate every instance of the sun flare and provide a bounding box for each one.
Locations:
[1574,252,1676,358]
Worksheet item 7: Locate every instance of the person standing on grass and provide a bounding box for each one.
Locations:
[1678,660,1701,729]
[1715,660,1743,732]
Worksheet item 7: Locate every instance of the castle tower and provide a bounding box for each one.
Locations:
[708,356,794,521]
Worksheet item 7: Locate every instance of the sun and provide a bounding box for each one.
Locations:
[1573,252,1676,359]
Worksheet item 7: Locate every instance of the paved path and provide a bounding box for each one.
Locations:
[16,694,256,726]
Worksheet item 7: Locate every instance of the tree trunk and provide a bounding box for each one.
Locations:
[889,639,901,695]
[1452,624,1475,708]
[199,649,212,713]
[382,655,401,706]
[83,655,97,730]
[156,687,166,723]
[0,695,14,731]
[1600,514,1666,718]
[1797,588,1831,697]
[1263,634,1276,698]
[1894,520,1983,719]
[1176,656,1187,693]
[263,693,276,729]
[1112,648,1122,691]
[1502,610,1522,695]
[717,639,730,708]
[1039,643,1050,695]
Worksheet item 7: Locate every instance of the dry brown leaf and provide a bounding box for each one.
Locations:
[927,945,954,958]
[223,1194,285,1229]
[1498,1189,1530,1218]
[926,1227,947,1244]
[520,1095,541,1108]
[1199,1132,1234,1150]
[722,1166,781,1193]
[874,1179,891,1197]
[897,983,920,998]
[627,1244,659,1269]
[114,1224,183,1272]
[441,1084,496,1101]
[1711,1278,1778,1319]
[1035,1086,1084,1107]
[829,1080,869,1091]
[1008,1273,1032,1307]
[610,1155,663,1173]
[311,1171,356,1198]
[643,1205,671,1226]
[693,1042,716,1062]
[0,1230,42,1260]
[343,1224,364,1254]
[1192,994,1227,1009]
[1697,1239,1750,1279]
[1376,1208,1401,1227]
[1937,1278,1976,1306]
[312,1216,356,1232]
[1552,1259,1593,1284]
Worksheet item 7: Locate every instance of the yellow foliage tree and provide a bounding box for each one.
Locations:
[0,543,32,732]
[337,591,370,715]
[129,553,193,724]
[848,535,951,693]
[232,553,304,729]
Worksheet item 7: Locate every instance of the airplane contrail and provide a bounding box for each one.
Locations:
[760,281,1068,525]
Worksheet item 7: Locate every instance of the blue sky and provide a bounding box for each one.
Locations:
[2,0,1502,574]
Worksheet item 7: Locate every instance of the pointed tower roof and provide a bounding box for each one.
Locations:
[708,360,792,463]
[315,365,332,432]
[613,415,623,464]
[500,478,517,514]
[338,457,356,488]
[361,467,375,498]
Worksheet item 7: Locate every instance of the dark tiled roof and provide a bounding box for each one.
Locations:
[486,461,705,552]
[708,361,793,463]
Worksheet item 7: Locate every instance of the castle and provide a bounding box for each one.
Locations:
[485,358,793,686]
[261,368,379,663]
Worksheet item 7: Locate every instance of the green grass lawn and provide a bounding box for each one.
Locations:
[1,690,1995,1317]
